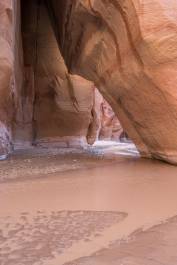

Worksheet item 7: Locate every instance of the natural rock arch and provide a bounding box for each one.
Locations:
[53,0,177,164]
[1,0,177,164]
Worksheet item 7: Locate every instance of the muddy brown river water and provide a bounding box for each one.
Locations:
[1,142,177,265]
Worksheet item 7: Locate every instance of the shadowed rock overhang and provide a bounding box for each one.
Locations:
[1,0,177,164]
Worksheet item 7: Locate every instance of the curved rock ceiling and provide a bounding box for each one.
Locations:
[1,0,177,164]
[53,0,177,164]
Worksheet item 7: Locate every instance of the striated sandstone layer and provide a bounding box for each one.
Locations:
[53,0,177,164]
[0,0,14,158]
[20,0,99,148]
[1,0,177,164]
[94,89,124,142]
[99,97,123,141]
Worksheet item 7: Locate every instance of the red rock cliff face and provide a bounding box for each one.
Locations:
[20,0,98,148]
[99,99,123,142]
[0,0,17,158]
[50,0,177,164]
[1,0,177,164]
[0,0,24,158]
[94,89,123,141]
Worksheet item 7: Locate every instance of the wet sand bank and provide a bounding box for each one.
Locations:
[0,143,177,264]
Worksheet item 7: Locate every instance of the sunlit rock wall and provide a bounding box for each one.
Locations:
[99,99,123,142]
[2,0,177,164]
[0,0,25,156]
[0,0,15,158]
[52,0,177,164]
[94,89,123,142]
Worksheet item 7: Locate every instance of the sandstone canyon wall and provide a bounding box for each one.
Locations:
[21,1,98,148]
[1,0,177,164]
[99,99,123,141]
[0,0,13,159]
[95,90,124,141]
[0,0,101,154]
[51,0,177,164]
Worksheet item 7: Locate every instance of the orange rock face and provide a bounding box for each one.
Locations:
[0,0,14,158]
[1,0,177,164]
[55,0,177,164]
[99,99,123,141]
[15,0,100,149]
[94,89,123,141]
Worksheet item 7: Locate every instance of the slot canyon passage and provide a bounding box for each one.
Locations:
[2,0,177,264]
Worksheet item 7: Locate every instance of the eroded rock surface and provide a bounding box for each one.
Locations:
[54,0,177,164]
[0,0,14,158]
[19,0,100,148]
[1,0,177,163]
[99,98,123,141]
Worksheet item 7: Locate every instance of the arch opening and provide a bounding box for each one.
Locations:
[15,0,137,158]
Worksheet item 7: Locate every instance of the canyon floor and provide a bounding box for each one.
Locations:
[0,142,177,265]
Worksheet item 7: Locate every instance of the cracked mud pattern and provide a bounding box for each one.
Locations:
[0,210,127,265]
